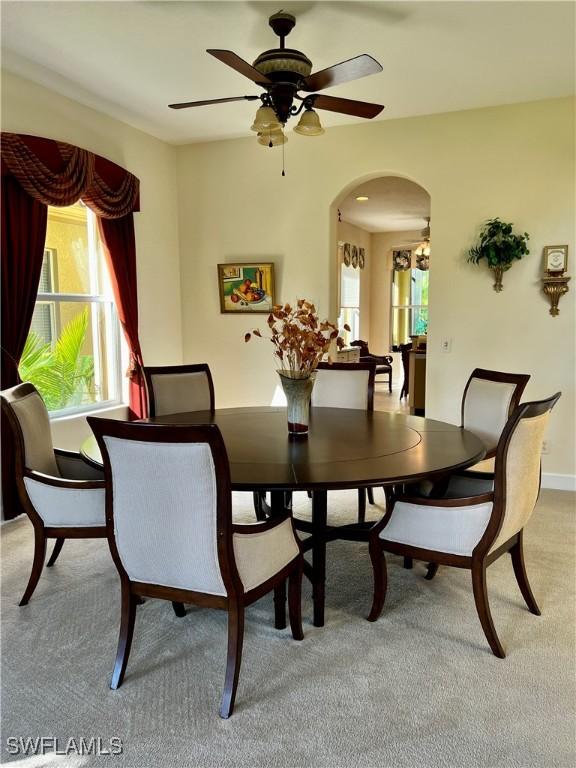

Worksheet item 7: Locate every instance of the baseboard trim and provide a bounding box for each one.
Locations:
[541,473,576,492]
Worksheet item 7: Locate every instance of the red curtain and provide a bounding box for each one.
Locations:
[1,175,49,518]
[1,133,143,518]
[98,216,147,419]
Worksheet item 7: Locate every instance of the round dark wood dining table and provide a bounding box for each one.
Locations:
[81,406,485,626]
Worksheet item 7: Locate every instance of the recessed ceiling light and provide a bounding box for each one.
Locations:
[355,195,369,202]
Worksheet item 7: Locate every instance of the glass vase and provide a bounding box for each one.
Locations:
[278,371,316,435]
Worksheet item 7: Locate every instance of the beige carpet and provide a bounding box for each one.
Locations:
[2,489,575,768]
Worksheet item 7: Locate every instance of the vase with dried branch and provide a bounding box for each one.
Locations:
[245,299,349,434]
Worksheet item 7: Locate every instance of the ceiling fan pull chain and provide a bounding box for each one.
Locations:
[282,134,286,176]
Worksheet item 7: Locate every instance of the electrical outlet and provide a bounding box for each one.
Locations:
[541,441,550,455]
[440,337,452,353]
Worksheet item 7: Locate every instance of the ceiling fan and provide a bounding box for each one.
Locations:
[402,217,431,246]
[168,11,385,137]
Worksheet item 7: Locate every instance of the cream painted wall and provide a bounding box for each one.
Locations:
[1,70,183,448]
[176,98,575,478]
[370,229,423,353]
[337,220,371,340]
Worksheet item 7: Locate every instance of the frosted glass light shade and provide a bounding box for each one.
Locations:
[257,129,288,147]
[293,109,325,136]
[250,106,281,133]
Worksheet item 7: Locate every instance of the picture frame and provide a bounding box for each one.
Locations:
[543,245,568,275]
[217,262,276,313]
[393,250,411,271]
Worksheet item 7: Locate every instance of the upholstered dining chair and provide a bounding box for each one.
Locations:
[350,340,393,393]
[414,368,530,580]
[368,392,561,658]
[88,417,304,719]
[0,383,106,606]
[312,361,377,522]
[143,363,215,417]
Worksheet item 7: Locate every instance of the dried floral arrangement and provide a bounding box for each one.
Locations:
[245,299,350,378]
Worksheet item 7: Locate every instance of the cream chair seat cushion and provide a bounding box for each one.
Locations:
[150,372,212,416]
[23,479,105,527]
[381,500,493,557]
[312,368,370,410]
[463,379,517,454]
[465,457,495,474]
[11,392,60,476]
[104,436,227,595]
[233,518,300,592]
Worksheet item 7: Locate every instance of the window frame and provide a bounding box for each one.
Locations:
[390,264,429,348]
[26,206,125,419]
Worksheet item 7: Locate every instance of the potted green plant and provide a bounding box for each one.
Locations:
[468,217,530,292]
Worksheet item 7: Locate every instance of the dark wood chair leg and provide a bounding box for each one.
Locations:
[367,487,375,505]
[220,602,245,719]
[357,487,366,524]
[172,601,186,617]
[388,373,392,393]
[471,561,505,658]
[425,563,439,580]
[111,583,137,690]
[367,540,387,621]
[288,560,304,641]
[510,531,541,615]
[253,491,267,521]
[403,556,413,569]
[273,580,287,630]
[46,537,65,567]
[19,527,47,606]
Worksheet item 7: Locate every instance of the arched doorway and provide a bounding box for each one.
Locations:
[330,175,431,412]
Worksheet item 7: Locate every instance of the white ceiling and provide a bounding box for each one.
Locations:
[340,176,430,232]
[1,1,574,145]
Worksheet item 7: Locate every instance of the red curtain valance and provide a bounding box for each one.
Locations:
[1,133,140,219]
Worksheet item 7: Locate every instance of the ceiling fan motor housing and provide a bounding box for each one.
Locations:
[253,11,313,123]
[253,49,312,82]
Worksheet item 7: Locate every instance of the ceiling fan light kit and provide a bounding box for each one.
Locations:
[250,105,282,133]
[168,11,384,170]
[257,129,288,147]
[293,108,325,136]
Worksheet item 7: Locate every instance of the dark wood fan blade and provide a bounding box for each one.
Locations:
[169,96,260,110]
[302,54,382,92]
[207,49,271,85]
[312,94,384,119]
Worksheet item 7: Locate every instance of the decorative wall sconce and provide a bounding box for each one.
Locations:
[541,245,570,316]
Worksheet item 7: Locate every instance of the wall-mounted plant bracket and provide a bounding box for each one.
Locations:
[542,274,570,316]
[467,218,530,293]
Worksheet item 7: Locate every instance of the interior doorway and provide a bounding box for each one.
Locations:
[335,175,431,412]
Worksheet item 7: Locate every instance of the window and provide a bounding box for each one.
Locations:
[391,266,429,348]
[19,202,124,416]
[338,263,360,345]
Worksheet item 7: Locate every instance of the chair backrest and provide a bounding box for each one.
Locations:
[311,362,376,411]
[350,339,369,357]
[0,383,60,477]
[461,368,530,458]
[487,393,561,552]
[143,364,215,417]
[88,418,236,597]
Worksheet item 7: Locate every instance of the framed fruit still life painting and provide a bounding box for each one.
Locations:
[218,262,276,313]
